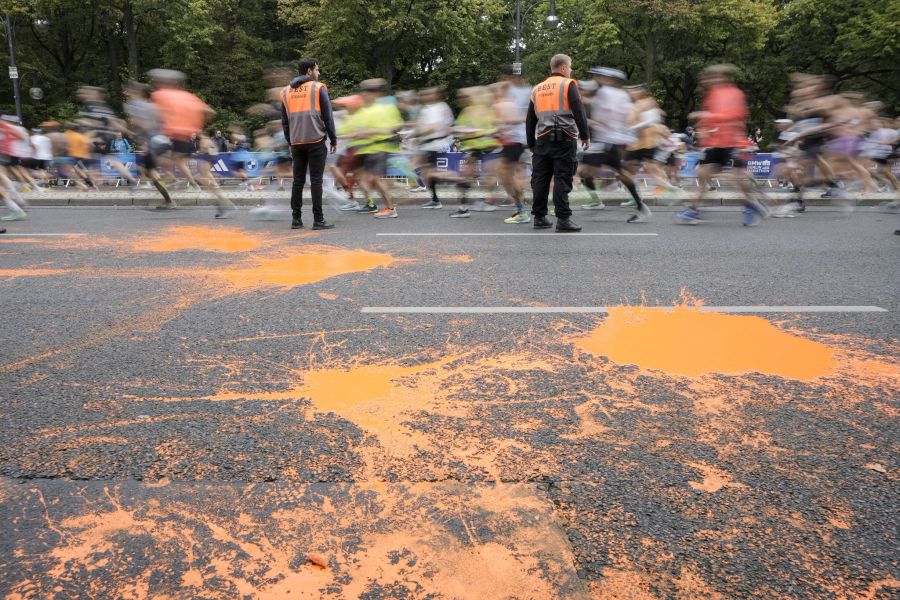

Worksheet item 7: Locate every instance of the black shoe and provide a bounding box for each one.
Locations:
[312,220,334,230]
[358,203,378,213]
[291,218,303,229]
[533,215,552,229]
[555,218,582,232]
[0,228,6,234]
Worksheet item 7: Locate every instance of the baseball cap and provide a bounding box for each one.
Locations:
[587,67,626,81]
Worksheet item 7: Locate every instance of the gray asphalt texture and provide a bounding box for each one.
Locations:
[1,205,898,598]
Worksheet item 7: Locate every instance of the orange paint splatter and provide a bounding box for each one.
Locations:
[297,359,455,457]
[688,462,746,493]
[137,225,265,253]
[213,245,396,290]
[572,306,837,380]
[318,292,339,300]
[443,254,473,263]
[0,268,71,278]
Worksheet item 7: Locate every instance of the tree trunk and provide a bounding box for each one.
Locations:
[123,1,138,77]
[102,22,121,102]
[645,28,656,85]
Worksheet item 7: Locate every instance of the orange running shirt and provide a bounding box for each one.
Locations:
[151,88,209,141]
[698,83,747,149]
[64,130,91,159]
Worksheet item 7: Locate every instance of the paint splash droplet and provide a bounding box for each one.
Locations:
[572,306,837,381]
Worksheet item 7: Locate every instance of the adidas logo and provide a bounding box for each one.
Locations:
[210,159,229,173]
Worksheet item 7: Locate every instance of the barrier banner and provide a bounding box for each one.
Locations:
[100,153,139,177]
[745,153,778,178]
[432,152,502,174]
[677,153,701,177]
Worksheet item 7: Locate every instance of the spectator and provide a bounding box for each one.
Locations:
[109,132,132,154]
[749,126,763,147]
[211,129,229,153]
[684,125,697,150]
[190,132,201,153]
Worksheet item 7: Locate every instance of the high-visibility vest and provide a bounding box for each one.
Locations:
[531,75,579,141]
[281,81,328,145]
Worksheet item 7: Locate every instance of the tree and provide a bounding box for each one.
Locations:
[277,0,509,94]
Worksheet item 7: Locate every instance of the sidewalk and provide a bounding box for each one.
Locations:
[17,187,898,208]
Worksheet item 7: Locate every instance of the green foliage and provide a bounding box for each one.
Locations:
[0,0,896,132]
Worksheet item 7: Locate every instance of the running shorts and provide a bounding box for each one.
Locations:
[582,144,625,171]
[501,143,526,163]
[361,152,387,176]
[700,147,734,167]
[625,147,656,163]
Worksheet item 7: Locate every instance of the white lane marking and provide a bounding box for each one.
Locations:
[375,232,658,237]
[361,306,888,314]
[2,233,87,237]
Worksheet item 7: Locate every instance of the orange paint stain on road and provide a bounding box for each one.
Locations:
[297,358,456,457]
[0,268,72,278]
[572,305,837,380]
[137,225,265,253]
[443,254,473,263]
[213,245,396,290]
[688,462,747,493]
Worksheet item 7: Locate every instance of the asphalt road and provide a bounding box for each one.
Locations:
[1,205,898,599]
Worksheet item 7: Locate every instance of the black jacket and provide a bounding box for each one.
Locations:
[280,75,337,146]
[526,73,590,148]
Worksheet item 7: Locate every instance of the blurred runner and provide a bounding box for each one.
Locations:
[413,86,456,210]
[625,84,679,202]
[493,80,530,223]
[581,67,650,223]
[77,86,139,189]
[678,64,769,226]
[150,68,235,219]
[348,78,404,219]
[123,81,175,209]
[0,116,28,220]
[451,86,500,217]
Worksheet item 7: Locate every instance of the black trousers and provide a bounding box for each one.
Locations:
[530,140,577,220]
[290,142,327,221]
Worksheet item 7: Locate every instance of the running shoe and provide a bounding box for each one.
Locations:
[676,208,701,224]
[1,207,26,221]
[338,200,361,211]
[214,207,234,219]
[421,200,443,209]
[357,203,378,213]
[504,212,531,224]
[450,208,471,218]
[410,186,427,193]
[620,199,637,208]
[742,207,760,227]
[495,198,517,208]
[626,205,652,224]
[771,203,798,218]
[582,201,606,210]
[472,200,498,212]
[374,208,398,219]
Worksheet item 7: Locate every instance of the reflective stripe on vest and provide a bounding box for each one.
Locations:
[531,77,578,140]
[281,82,328,144]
